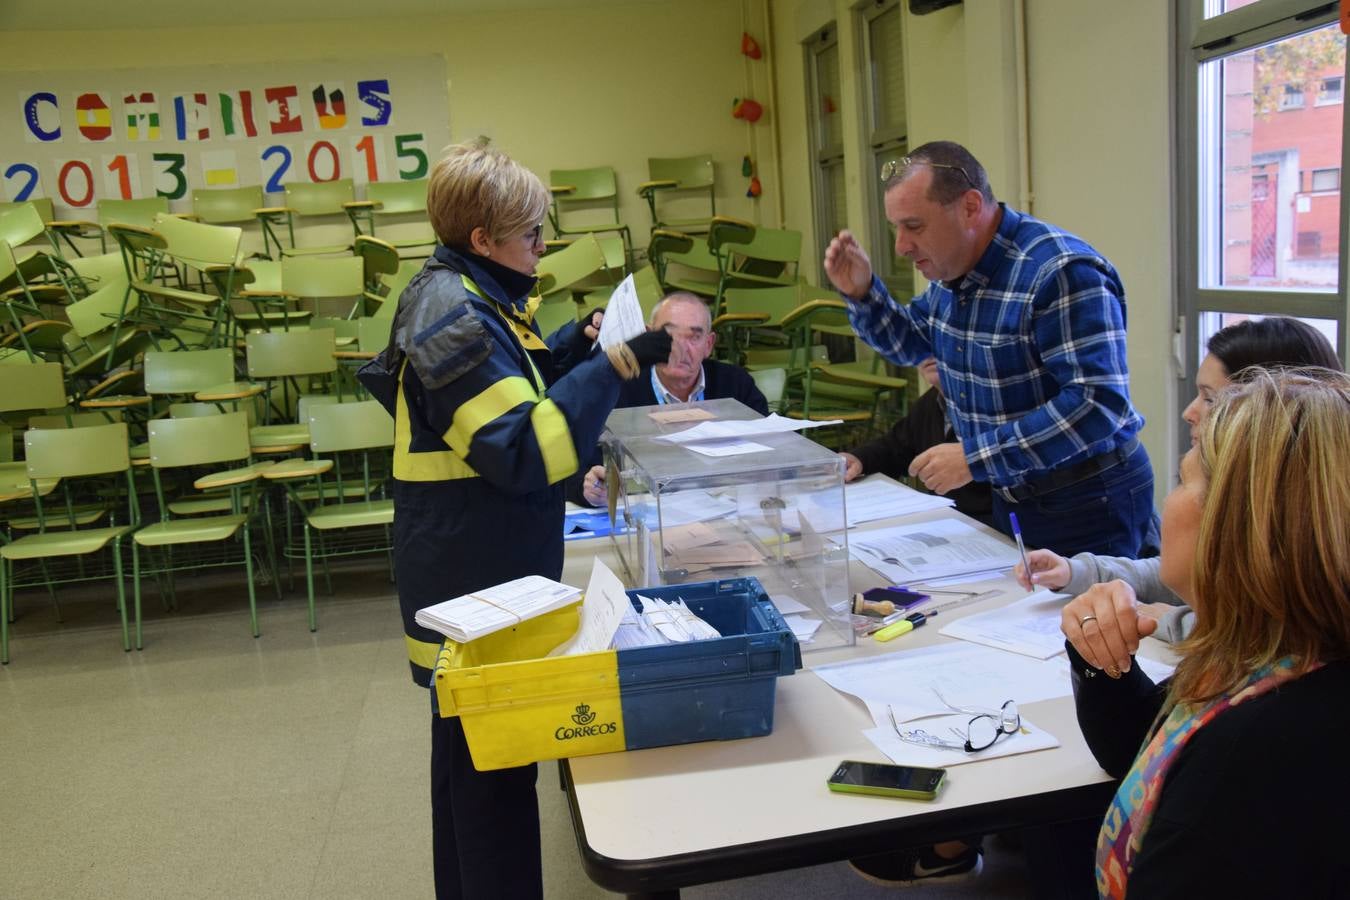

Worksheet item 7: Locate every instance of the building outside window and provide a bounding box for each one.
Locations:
[1179,0,1348,453]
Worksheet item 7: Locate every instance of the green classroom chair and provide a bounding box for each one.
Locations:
[256,179,356,259]
[346,180,435,257]
[1,421,138,664]
[638,155,716,236]
[131,411,276,647]
[548,167,632,264]
[263,399,394,631]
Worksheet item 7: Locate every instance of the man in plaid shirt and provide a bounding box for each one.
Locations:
[826,141,1156,559]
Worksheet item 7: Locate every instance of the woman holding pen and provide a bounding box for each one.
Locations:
[1015,316,1340,642]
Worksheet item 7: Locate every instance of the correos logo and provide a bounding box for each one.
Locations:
[555,702,617,741]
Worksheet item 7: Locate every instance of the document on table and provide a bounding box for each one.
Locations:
[851,518,1022,584]
[812,640,1177,726]
[595,274,646,349]
[841,477,955,525]
[549,557,632,657]
[938,588,1072,659]
[864,713,1060,768]
[653,413,840,444]
[415,575,582,643]
[812,641,1074,724]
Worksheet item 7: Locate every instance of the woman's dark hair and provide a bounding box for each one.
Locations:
[1207,317,1342,378]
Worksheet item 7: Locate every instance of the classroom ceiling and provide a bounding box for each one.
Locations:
[0,0,669,31]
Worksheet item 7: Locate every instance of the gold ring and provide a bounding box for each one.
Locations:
[1079,614,1098,627]
[1106,664,1121,678]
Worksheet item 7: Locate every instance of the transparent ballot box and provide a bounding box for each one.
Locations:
[602,398,853,651]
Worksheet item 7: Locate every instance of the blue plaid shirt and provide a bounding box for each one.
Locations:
[844,205,1143,489]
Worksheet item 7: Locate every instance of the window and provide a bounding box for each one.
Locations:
[806,25,845,283]
[1310,167,1340,191]
[859,0,914,299]
[1179,1,1347,454]
[1318,74,1344,104]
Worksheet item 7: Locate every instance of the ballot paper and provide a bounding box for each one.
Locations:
[415,575,581,643]
[594,274,645,349]
[648,407,716,424]
[784,615,823,643]
[937,588,1073,659]
[851,518,1022,584]
[548,557,632,657]
[685,439,772,458]
[649,489,739,527]
[653,413,841,444]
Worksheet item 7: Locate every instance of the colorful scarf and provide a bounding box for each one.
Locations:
[1095,655,1316,898]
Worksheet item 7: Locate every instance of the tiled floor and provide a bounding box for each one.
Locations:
[0,563,1034,899]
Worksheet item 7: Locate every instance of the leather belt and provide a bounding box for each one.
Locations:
[997,438,1139,504]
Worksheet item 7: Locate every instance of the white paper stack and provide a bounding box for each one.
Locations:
[414,575,582,643]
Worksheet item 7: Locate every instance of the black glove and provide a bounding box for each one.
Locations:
[625,329,674,368]
[579,307,604,335]
[564,308,605,361]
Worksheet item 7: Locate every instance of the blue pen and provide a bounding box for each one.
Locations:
[1009,512,1032,594]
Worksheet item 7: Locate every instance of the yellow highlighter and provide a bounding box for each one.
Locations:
[872,619,915,642]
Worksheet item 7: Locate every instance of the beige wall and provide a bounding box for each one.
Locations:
[771,0,1178,500]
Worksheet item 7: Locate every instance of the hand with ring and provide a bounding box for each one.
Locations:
[1059,580,1158,678]
[581,464,608,507]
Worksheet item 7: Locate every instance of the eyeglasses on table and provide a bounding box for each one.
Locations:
[888,689,1021,754]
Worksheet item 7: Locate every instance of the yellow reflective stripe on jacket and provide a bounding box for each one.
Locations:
[531,398,579,484]
[464,274,548,353]
[442,376,536,457]
[406,634,443,672]
[393,361,479,482]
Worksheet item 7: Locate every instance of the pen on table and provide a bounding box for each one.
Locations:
[872,612,927,642]
[1008,511,1032,594]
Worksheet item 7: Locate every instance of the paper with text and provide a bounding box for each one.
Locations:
[863,714,1059,768]
[595,274,645,350]
[937,588,1073,659]
[851,518,1022,584]
[548,557,632,657]
[415,575,581,643]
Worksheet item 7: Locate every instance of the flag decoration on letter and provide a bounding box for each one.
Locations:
[173,93,210,141]
[312,84,347,130]
[74,92,113,141]
[123,92,160,141]
[219,90,258,139]
[266,85,304,134]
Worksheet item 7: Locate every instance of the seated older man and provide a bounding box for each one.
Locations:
[573,290,768,507]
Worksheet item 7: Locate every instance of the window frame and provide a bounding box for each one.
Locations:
[856,0,913,298]
[1175,0,1349,457]
[1317,73,1344,104]
[805,23,846,285]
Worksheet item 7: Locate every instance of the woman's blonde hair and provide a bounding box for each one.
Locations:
[1173,366,1350,703]
[426,138,549,248]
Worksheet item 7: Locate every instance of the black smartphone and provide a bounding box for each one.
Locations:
[826,759,946,800]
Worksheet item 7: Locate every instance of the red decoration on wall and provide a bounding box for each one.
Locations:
[741,32,763,59]
[732,98,764,123]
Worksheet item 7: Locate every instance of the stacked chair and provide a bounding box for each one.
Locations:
[0,179,430,663]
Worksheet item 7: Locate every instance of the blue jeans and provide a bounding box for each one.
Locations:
[990,442,1156,558]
